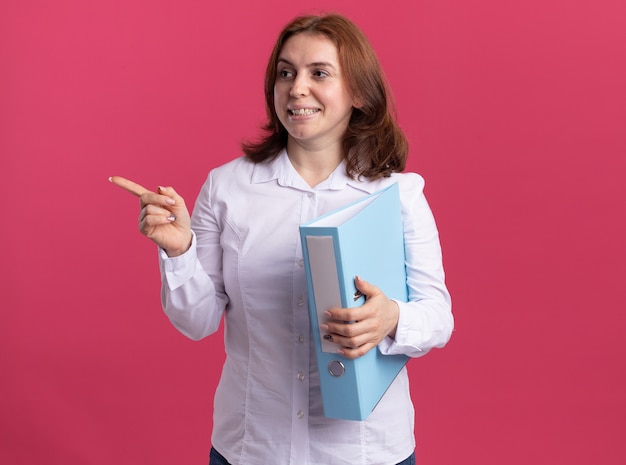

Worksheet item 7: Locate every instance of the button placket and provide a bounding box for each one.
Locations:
[291,189,315,444]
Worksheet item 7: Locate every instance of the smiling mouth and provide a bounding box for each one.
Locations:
[288,108,320,116]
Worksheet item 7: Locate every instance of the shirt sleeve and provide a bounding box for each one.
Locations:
[378,174,454,358]
[159,173,229,341]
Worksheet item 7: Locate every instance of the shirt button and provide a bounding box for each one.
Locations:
[297,296,305,306]
[297,410,305,419]
[298,334,305,343]
[297,259,304,268]
[297,372,305,381]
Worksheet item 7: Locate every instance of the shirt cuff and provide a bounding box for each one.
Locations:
[378,299,424,356]
[158,231,198,291]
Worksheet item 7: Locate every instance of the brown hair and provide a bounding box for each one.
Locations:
[242,13,408,180]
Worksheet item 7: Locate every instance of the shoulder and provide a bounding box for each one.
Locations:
[194,156,255,208]
[387,173,434,227]
[201,156,258,193]
[388,172,426,200]
[391,171,425,187]
[208,156,255,181]
[352,171,425,193]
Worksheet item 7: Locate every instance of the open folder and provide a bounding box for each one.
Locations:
[300,183,409,421]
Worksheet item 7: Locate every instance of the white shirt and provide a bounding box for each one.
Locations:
[159,150,453,465]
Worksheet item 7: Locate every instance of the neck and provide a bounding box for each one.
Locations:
[286,139,343,187]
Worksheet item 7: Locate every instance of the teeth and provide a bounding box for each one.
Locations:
[290,108,318,116]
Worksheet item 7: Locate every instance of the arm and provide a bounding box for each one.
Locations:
[321,174,453,359]
[159,174,229,340]
[109,175,227,340]
[379,174,453,357]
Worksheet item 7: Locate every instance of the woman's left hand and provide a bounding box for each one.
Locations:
[320,276,400,359]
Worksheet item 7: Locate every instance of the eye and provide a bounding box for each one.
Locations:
[312,70,329,78]
[278,69,294,79]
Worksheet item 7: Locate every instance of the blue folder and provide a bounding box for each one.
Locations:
[300,183,409,421]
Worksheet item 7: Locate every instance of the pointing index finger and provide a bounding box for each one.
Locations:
[109,175,152,197]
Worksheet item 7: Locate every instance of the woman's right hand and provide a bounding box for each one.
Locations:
[110,176,193,257]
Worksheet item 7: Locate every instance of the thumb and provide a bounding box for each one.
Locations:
[354,275,380,299]
[157,185,183,202]
[156,185,191,228]
[157,185,188,210]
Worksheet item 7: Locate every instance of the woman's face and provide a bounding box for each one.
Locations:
[274,33,356,151]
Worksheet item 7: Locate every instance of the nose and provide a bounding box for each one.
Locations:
[290,74,309,97]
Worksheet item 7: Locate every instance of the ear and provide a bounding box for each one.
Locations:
[352,95,364,110]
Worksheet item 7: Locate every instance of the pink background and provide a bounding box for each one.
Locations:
[2,0,625,464]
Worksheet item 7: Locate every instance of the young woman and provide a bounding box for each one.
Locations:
[112,13,453,465]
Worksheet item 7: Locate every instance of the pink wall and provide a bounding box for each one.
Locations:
[2,1,625,463]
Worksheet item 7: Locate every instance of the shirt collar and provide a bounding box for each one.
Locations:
[250,149,375,194]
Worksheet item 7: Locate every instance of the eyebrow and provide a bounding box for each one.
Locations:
[277,58,337,70]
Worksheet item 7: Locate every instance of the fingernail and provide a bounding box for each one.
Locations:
[167,215,176,221]
[165,197,175,205]
[320,324,329,331]
[323,334,333,341]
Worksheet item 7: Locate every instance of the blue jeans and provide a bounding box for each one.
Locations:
[210,447,416,465]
